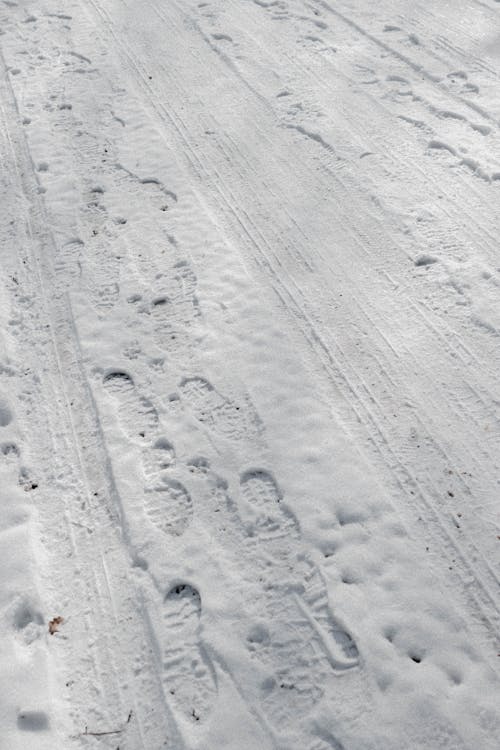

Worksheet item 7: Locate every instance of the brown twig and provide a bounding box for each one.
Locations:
[77,710,134,737]
[80,726,123,737]
[78,711,133,738]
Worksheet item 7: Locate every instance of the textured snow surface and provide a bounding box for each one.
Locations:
[0,0,499,748]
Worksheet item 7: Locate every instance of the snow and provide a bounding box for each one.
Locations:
[0,0,499,748]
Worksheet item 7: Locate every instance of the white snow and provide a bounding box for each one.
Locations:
[0,0,499,748]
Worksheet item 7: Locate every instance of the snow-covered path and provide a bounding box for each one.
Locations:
[0,1,499,748]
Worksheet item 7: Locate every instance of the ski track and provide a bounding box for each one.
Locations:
[0,18,184,749]
[0,0,499,749]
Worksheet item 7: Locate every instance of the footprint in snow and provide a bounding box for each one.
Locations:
[163,584,216,723]
[150,260,200,359]
[140,432,194,536]
[143,477,193,537]
[1,441,19,459]
[195,465,358,726]
[0,395,13,427]
[10,595,44,645]
[240,469,358,722]
[103,370,158,442]
[241,469,358,664]
[178,375,261,441]
[54,238,83,287]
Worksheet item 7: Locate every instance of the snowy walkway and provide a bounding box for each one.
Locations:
[0,1,499,748]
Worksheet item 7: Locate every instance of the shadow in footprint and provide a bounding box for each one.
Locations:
[310,735,346,750]
[142,437,175,479]
[17,711,49,731]
[1,442,19,459]
[0,396,13,427]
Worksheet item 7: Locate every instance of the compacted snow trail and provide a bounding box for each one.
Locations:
[0,1,499,749]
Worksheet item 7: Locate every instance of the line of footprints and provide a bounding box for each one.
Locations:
[103,369,359,736]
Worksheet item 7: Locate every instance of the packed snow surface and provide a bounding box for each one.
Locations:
[0,1,499,748]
